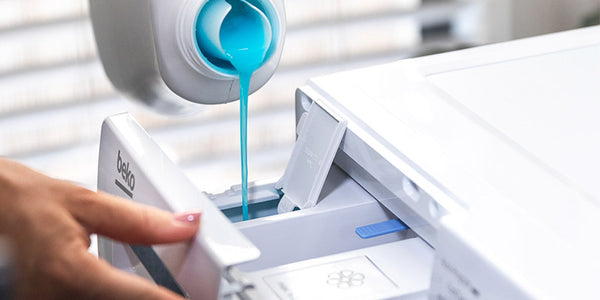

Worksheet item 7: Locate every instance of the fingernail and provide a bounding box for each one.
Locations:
[174,211,202,226]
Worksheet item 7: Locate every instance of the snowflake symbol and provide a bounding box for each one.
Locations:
[326,270,365,289]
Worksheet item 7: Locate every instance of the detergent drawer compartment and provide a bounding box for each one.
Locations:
[220,166,422,272]
[244,237,434,300]
[212,166,435,299]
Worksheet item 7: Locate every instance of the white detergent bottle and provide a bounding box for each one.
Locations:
[89,0,285,114]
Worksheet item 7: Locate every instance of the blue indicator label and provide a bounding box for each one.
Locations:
[355,219,409,239]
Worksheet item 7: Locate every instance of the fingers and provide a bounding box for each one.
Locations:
[78,253,185,300]
[69,189,201,245]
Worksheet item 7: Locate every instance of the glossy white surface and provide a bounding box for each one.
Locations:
[429,44,600,202]
[98,113,260,299]
[305,26,600,299]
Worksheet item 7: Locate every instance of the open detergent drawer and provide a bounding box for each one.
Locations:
[97,113,434,299]
[228,165,434,299]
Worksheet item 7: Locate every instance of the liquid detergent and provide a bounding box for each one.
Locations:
[219,0,271,220]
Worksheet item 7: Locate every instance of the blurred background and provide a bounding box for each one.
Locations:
[0,0,598,193]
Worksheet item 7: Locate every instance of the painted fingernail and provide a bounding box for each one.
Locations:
[174,211,202,225]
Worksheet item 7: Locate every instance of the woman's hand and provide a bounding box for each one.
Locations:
[0,158,201,299]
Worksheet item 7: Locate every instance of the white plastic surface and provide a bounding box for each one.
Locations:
[428,44,600,203]
[97,113,260,299]
[276,102,347,213]
[246,238,434,299]
[303,26,600,299]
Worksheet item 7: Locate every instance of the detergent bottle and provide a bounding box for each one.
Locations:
[89,0,285,113]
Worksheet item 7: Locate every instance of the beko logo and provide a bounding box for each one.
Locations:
[115,150,135,197]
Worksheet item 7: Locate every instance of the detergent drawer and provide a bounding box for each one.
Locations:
[228,165,419,271]
[97,113,434,299]
[212,166,435,299]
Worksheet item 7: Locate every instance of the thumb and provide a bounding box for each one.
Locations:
[69,190,201,244]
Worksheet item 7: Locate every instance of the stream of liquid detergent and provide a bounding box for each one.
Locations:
[220,1,270,221]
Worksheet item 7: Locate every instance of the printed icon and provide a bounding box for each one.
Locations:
[327,270,365,289]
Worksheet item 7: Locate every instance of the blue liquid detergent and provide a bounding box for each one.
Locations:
[219,0,270,221]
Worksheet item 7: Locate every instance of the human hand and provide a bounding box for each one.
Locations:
[0,158,201,300]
